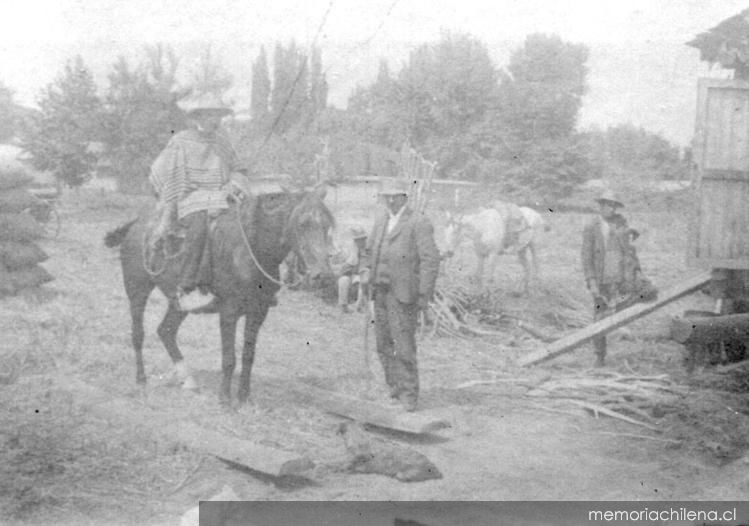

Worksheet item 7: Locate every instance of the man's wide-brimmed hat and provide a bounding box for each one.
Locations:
[351,226,367,240]
[178,93,234,117]
[378,178,412,196]
[594,189,624,208]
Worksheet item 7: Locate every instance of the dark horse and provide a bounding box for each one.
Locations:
[104,192,335,405]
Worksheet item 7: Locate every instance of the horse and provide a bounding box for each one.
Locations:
[443,201,549,294]
[104,191,335,406]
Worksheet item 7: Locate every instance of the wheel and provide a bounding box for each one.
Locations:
[42,206,61,238]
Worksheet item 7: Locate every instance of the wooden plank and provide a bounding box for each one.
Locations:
[286,382,450,435]
[518,271,712,367]
[60,378,314,477]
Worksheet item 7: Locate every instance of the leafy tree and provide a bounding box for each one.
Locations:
[190,44,233,98]
[269,41,309,134]
[498,33,589,142]
[250,46,271,134]
[347,33,499,177]
[102,45,186,193]
[21,55,103,188]
[580,123,688,181]
[309,46,328,115]
[0,81,16,142]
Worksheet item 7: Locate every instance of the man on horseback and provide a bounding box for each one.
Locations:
[149,93,252,311]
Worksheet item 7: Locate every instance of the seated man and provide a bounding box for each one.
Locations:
[337,227,369,313]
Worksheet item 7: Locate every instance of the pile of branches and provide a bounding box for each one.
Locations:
[425,284,514,338]
[527,370,687,431]
[527,368,749,459]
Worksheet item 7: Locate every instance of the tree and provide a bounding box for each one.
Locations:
[396,32,498,149]
[269,41,309,134]
[21,55,103,188]
[346,33,500,176]
[308,46,328,116]
[498,33,589,142]
[102,45,186,193]
[190,44,233,98]
[250,46,271,133]
[0,81,16,142]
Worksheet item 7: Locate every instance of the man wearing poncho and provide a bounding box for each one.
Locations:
[149,94,252,311]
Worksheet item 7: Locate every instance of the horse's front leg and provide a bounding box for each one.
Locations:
[529,241,540,281]
[518,247,531,295]
[474,252,486,289]
[237,299,271,405]
[218,302,241,407]
[486,252,499,286]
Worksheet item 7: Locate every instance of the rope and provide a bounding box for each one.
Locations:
[142,229,186,277]
[233,200,304,288]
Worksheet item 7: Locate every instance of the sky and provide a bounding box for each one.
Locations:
[0,0,746,146]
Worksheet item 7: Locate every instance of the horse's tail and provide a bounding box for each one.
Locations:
[104,219,137,248]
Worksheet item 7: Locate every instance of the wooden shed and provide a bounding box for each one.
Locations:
[689,78,749,269]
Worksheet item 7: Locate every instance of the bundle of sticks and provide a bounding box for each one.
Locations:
[527,370,687,430]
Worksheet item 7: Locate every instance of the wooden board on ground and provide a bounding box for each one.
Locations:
[287,382,451,435]
[59,377,314,477]
[518,271,712,367]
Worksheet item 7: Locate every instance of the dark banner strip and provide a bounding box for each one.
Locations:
[199,501,749,526]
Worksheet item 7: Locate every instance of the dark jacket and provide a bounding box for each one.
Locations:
[363,206,440,305]
[581,215,627,286]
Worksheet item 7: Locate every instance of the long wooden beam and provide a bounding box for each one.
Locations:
[285,382,451,435]
[61,378,314,477]
[518,271,712,367]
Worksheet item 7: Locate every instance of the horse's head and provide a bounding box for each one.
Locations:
[443,211,464,259]
[285,191,336,285]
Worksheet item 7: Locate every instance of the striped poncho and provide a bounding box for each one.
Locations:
[149,128,244,219]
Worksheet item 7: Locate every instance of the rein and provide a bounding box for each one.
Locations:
[233,199,304,288]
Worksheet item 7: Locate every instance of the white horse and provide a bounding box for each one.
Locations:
[443,201,549,294]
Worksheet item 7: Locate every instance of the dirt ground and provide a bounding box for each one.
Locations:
[1,187,749,526]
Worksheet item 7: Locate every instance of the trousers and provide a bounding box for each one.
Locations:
[592,282,624,358]
[178,211,212,293]
[373,285,419,402]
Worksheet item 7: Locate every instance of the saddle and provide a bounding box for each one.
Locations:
[144,203,226,273]
[492,200,529,249]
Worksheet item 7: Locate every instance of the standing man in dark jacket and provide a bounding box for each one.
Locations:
[360,179,440,411]
[581,190,629,367]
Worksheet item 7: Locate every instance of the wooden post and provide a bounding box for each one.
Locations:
[518,271,712,367]
[671,312,749,344]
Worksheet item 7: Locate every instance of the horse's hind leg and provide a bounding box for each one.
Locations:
[127,283,153,385]
[156,303,193,388]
